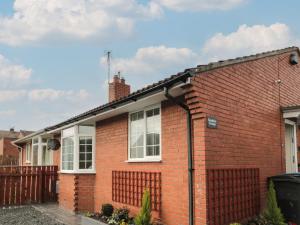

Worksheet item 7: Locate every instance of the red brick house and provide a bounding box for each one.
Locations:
[0,129,32,165]
[14,46,300,225]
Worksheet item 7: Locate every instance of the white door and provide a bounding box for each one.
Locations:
[285,121,298,173]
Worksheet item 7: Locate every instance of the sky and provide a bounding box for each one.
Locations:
[0,0,300,131]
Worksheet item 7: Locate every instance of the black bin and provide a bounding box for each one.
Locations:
[270,173,300,225]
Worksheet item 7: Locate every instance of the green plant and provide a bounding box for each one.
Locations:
[108,207,130,225]
[134,189,152,225]
[263,181,286,225]
[230,223,242,225]
[102,203,114,217]
[85,211,94,217]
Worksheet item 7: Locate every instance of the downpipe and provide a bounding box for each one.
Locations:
[164,87,194,225]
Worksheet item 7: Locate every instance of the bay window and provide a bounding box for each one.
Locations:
[128,105,161,161]
[61,125,95,173]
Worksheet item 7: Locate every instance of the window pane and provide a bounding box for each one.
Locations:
[32,145,38,166]
[42,145,51,165]
[146,108,160,157]
[62,137,74,170]
[62,127,75,137]
[79,153,85,161]
[79,126,94,134]
[86,161,92,169]
[79,162,85,169]
[130,112,144,159]
[78,136,93,169]
[86,153,92,161]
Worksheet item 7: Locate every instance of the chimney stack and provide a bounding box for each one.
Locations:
[109,72,130,102]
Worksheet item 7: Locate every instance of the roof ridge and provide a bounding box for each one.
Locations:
[195,46,298,72]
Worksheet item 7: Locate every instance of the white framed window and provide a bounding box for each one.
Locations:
[128,104,161,162]
[25,143,31,162]
[61,125,95,173]
[31,136,53,166]
[32,137,39,166]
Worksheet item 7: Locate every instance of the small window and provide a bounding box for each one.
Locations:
[25,143,31,162]
[129,105,161,161]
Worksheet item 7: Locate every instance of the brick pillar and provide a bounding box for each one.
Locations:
[58,174,95,213]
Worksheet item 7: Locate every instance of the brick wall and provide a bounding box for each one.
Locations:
[58,174,76,211]
[187,51,300,224]
[94,100,189,225]
[77,175,95,212]
[3,138,19,158]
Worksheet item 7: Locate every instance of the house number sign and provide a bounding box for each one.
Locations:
[207,116,218,129]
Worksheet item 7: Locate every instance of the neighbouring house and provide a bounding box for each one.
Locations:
[14,46,300,225]
[0,129,33,165]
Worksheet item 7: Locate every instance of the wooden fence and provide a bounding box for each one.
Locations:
[207,168,260,225]
[0,166,58,206]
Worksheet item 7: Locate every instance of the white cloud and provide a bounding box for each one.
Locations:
[0,110,16,117]
[0,0,163,46]
[101,45,198,78]
[28,88,89,102]
[0,90,27,102]
[201,23,297,61]
[0,54,32,88]
[154,0,245,12]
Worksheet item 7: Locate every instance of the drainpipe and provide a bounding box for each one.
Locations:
[164,86,194,225]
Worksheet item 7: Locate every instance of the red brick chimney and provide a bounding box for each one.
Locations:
[109,72,130,102]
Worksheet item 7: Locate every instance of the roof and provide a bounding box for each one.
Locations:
[16,46,300,142]
[0,130,34,139]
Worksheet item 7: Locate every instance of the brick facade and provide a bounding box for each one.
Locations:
[17,48,300,224]
[187,51,300,224]
[94,100,189,224]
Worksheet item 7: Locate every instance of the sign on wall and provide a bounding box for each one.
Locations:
[207,116,218,129]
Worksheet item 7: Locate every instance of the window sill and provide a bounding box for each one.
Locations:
[59,170,96,174]
[125,159,162,163]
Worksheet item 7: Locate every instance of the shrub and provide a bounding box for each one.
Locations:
[102,203,114,217]
[134,189,152,225]
[263,181,286,225]
[108,207,131,225]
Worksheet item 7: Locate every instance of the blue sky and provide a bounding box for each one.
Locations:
[0,0,299,130]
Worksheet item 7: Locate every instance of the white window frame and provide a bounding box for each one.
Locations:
[31,136,53,166]
[25,143,31,163]
[127,104,162,162]
[60,125,95,174]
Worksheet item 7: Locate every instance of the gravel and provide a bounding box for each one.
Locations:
[0,206,65,225]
